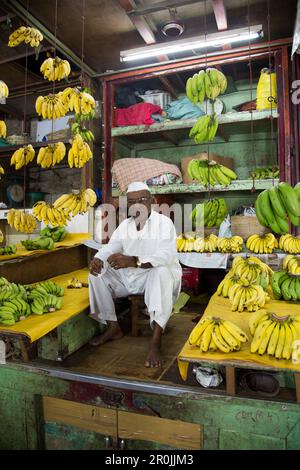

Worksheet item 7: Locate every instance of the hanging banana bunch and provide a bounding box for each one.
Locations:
[37,142,66,168]
[61,87,96,116]
[11,145,35,170]
[0,121,6,139]
[40,57,71,82]
[7,209,37,234]
[33,202,71,227]
[68,134,92,168]
[8,26,43,48]
[35,93,68,119]
[53,189,97,217]
[186,68,227,104]
[0,81,9,99]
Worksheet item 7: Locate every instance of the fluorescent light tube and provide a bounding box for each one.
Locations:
[120,25,263,62]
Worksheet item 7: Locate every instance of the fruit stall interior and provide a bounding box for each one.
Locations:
[113,57,278,214]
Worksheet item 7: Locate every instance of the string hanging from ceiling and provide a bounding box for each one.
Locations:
[22,0,30,212]
[266,0,276,187]
[247,0,256,194]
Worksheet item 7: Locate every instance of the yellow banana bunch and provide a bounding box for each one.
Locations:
[228,279,269,312]
[8,26,43,48]
[176,234,195,253]
[33,202,70,227]
[35,93,68,120]
[37,142,66,168]
[53,189,97,217]
[0,121,7,138]
[68,134,92,168]
[40,57,71,81]
[282,255,300,275]
[231,256,273,288]
[7,209,37,233]
[0,81,9,99]
[217,273,240,298]
[217,236,243,253]
[279,234,300,254]
[246,233,278,254]
[186,68,227,104]
[189,316,248,353]
[11,144,35,170]
[0,165,4,177]
[177,234,219,253]
[250,311,300,360]
[62,87,96,115]
[0,230,3,243]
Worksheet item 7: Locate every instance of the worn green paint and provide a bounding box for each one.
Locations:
[1,363,300,450]
[38,311,100,361]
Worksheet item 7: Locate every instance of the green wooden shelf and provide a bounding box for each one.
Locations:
[112,178,280,196]
[111,109,278,138]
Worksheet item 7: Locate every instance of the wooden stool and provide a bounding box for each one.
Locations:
[128,295,145,337]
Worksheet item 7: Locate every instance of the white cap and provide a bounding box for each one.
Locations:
[126,182,150,193]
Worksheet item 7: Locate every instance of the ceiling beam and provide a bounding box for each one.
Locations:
[211,0,228,31]
[1,0,97,77]
[128,0,204,16]
[0,46,53,65]
[118,0,178,98]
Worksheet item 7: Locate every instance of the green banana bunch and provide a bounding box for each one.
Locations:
[191,198,228,228]
[0,245,17,255]
[31,293,63,315]
[186,68,227,104]
[72,122,95,143]
[21,236,55,251]
[189,114,219,143]
[188,159,237,187]
[251,166,279,179]
[40,226,67,242]
[0,296,31,324]
[255,183,300,235]
[28,280,64,298]
[271,271,300,301]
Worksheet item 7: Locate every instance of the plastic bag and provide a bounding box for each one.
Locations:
[219,215,231,238]
[256,68,277,110]
[193,366,223,388]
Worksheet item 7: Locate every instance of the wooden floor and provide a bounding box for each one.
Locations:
[62,309,200,383]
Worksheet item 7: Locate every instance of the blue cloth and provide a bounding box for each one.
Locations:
[165,97,205,120]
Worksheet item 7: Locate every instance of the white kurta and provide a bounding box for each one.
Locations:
[88,211,182,329]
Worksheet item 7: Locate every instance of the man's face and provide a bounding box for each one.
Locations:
[127,190,152,219]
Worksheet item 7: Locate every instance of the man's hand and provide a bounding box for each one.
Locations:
[90,257,103,276]
[108,253,136,270]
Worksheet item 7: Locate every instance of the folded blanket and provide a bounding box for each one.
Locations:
[112,158,182,192]
[115,103,162,126]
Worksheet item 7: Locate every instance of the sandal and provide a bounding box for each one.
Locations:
[239,372,280,398]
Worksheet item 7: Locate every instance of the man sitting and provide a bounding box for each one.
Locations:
[89,182,182,368]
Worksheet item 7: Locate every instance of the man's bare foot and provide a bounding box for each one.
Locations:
[145,346,163,368]
[89,322,123,346]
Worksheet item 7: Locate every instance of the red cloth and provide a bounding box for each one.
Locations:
[115,103,162,127]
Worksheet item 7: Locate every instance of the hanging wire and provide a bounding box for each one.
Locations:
[51,0,58,142]
[204,0,211,198]
[247,0,256,192]
[80,0,86,90]
[22,0,30,212]
[267,0,276,186]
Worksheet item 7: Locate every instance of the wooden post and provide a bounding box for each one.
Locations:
[225,366,236,395]
[295,372,300,404]
[130,296,140,337]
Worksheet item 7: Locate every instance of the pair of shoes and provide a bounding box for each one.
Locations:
[239,372,280,397]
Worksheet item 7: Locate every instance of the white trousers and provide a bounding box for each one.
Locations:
[88,264,181,330]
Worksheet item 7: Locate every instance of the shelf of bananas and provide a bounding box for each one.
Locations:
[177,233,218,253]
[37,142,66,168]
[71,123,95,143]
[189,114,219,143]
[186,68,227,104]
[255,183,300,235]
[40,57,71,81]
[190,198,228,228]
[279,234,300,254]
[188,315,248,353]
[0,245,16,256]
[8,26,43,48]
[35,93,68,119]
[249,310,300,360]
[33,202,70,227]
[21,236,55,251]
[188,159,237,186]
[0,80,9,99]
[68,134,93,168]
[10,144,35,170]
[217,236,243,253]
[53,188,97,217]
[7,209,37,234]
[246,233,278,254]
[251,166,279,180]
[61,87,96,116]
[271,270,300,301]
[0,120,7,138]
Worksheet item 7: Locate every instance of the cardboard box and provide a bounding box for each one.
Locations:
[181,152,234,184]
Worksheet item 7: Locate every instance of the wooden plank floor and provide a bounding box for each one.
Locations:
[62,310,198,382]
